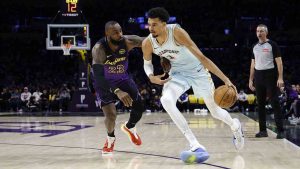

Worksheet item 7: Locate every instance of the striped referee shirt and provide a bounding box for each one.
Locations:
[252,40,281,70]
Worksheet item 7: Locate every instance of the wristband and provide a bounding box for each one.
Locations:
[114,88,121,94]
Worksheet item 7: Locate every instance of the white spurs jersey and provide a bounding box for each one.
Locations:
[148,24,206,76]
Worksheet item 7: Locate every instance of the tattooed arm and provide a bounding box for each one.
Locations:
[92,43,106,65]
[92,43,116,92]
[125,35,145,50]
[92,43,133,107]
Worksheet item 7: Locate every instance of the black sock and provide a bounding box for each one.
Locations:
[126,98,145,129]
[126,122,135,129]
[107,130,115,137]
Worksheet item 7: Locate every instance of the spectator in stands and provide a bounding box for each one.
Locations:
[237,90,248,112]
[32,88,42,104]
[151,88,157,98]
[49,89,59,112]
[246,94,256,112]
[140,86,151,110]
[0,88,11,112]
[40,89,49,111]
[152,95,163,112]
[10,88,21,112]
[20,87,31,112]
[0,89,3,112]
[282,84,300,124]
[59,85,71,112]
[296,84,300,95]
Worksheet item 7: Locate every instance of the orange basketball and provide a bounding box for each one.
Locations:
[214,85,237,108]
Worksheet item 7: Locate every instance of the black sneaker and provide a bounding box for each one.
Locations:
[255,131,268,138]
[276,131,285,139]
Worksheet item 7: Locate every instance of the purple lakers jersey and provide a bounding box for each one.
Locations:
[97,37,130,83]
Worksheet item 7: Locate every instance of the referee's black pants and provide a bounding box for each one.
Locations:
[255,68,284,132]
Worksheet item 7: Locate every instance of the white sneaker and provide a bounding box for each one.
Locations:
[129,127,139,139]
[102,136,116,154]
[232,118,244,151]
[121,122,142,146]
[180,147,209,163]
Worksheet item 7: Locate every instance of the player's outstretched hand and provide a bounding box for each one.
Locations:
[149,73,171,85]
[115,90,133,107]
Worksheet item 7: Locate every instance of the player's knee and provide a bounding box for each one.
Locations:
[211,107,225,119]
[204,97,215,108]
[160,95,175,107]
[105,112,117,121]
[204,98,219,117]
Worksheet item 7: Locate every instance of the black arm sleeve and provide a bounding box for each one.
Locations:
[92,64,117,93]
[87,64,95,94]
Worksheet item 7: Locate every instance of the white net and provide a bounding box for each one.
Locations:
[61,44,72,55]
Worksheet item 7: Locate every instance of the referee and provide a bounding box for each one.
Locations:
[249,24,285,139]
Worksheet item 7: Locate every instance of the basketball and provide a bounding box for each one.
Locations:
[214,85,237,108]
[160,57,171,72]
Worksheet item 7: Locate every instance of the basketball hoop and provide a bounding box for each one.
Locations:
[61,43,72,55]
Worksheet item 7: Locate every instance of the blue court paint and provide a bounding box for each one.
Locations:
[0,122,93,137]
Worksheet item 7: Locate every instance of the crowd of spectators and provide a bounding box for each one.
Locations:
[0,84,73,113]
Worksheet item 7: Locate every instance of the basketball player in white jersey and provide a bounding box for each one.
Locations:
[142,7,244,163]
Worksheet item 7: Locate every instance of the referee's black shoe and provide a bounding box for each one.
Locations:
[276,131,285,139]
[255,131,268,137]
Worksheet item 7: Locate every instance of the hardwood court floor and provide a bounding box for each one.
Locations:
[0,112,299,169]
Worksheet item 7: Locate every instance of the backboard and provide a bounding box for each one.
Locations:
[46,24,90,50]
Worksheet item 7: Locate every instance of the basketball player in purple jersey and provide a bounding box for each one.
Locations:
[92,21,145,154]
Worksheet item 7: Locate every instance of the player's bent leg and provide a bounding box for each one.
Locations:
[126,98,145,128]
[161,81,206,151]
[203,96,235,126]
[102,103,117,133]
[121,98,145,146]
[191,73,237,129]
[204,96,244,150]
[101,103,117,154]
